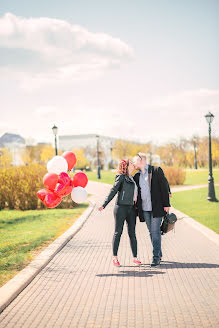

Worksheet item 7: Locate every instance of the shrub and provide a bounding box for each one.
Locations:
[16,164,47,210]
[0,167,18,209]
[162,166,186,186]
[0,164,82,210]
[0,164,47,210]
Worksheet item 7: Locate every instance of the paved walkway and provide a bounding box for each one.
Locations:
[0,181,219,328]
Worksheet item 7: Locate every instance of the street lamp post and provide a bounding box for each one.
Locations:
[204,112,216,202]
[52,125,58,156]
[96,135,101,179]
[193,136,198,170]
[110,141,113,169]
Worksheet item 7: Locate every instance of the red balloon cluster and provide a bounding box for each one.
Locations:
[37,151,88,208]
[62,151,77,171]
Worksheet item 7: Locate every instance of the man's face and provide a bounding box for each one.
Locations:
[133,156,142,169]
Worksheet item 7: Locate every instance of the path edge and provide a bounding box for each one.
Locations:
[172,207,219,246]
[0,202,96,314]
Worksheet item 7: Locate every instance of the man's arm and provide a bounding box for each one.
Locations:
[167,181,172,197]
[102,174,124,208]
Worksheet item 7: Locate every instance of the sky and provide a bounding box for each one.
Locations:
[0,0,218,146]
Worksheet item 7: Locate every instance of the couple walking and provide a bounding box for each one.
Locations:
[98,153,171,267]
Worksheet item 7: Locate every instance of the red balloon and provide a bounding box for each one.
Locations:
[37,189,47,202]
[72,172,88,188]
[58,172,71,185]
[62,152,77,171]
[70,179,74,187]
[44,190,62,208]
[37,189,62,208]
[54,172,72,197]
[55,183,73,197]
[43,173,58,190]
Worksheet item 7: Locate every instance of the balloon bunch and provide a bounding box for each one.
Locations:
[37,151,88,208]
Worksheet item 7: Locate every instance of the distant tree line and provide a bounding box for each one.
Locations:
[0,136,218,169]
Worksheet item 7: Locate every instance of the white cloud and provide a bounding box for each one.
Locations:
[0,13,133,87]
[138,88,219,144]
[34,106,57,118]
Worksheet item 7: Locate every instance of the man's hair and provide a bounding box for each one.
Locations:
[137,152,147,160]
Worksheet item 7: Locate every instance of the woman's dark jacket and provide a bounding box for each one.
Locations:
[102,174,135,208]
[133,165,170,221]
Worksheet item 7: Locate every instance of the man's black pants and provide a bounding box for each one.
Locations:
[113,204,137,257]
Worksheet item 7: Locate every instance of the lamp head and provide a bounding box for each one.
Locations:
[205,112,214,124]
[52,125,58,136]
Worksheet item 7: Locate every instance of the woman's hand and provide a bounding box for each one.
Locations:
[98,206,104,211]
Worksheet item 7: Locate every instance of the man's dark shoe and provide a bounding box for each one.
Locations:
[151,258,160,267]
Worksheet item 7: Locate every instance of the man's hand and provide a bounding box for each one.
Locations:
[98,206,104,211]
[164,207,170,213]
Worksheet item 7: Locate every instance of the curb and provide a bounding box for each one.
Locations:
[0,202,96,314]
[171,207,219,246]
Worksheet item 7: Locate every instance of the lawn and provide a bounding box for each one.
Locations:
[0,205,88,287]
[86,170,115,185]
[171,186,219,233]
[86,168,219,186]
[184,169,219,185]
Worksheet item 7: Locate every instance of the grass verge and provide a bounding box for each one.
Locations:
[184,169,219,185]
[171,187,219,233]
[0,204,88,287]
[86,169,219,186]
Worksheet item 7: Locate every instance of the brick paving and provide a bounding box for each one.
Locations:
[0,181,218,328]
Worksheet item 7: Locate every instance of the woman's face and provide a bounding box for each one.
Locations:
[128,160,135,173]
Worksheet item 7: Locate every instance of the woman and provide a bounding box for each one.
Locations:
[98,159,141,267]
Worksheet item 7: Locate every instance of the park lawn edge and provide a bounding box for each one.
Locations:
[170,187,219,234]
[0,204,89,287]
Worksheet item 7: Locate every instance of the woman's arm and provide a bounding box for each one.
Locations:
[101,174,124,209]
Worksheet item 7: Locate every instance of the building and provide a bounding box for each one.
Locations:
[0,133,25,166]
[59,134,116,169]
[59,134,161,169]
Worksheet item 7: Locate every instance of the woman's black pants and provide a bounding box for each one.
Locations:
[113,204,137,257]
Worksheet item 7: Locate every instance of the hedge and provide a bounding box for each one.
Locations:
[163,166,186,186]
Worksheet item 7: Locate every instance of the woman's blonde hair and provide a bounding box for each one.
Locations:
[117,159,130,175]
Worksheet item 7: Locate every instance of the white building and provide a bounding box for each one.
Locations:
[59,134,161,169]
[59,134,116,169]
[4,142,25,166]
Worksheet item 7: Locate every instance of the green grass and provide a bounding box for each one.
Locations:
[86,170,115,184]
[86,169,219,186]
[171,186,219,233]
[184,169,219,185]
[0,205,88,287]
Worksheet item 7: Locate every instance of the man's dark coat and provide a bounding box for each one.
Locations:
[133,165,170,221]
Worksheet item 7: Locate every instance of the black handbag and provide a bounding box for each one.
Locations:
[160,213,177,234]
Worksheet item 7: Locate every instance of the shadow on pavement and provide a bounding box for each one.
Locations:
[140,261,219,269]
[96,270,165,277]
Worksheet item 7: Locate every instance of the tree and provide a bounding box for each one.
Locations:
[40,145,55,163]
[157,143,176,166]
[0,148,12,168]
[72,148,90,169]
[212,137,219,166]
[22,146,35,164]
[112,140,151,160]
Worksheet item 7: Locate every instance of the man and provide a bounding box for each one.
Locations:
[133,153,171,267]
